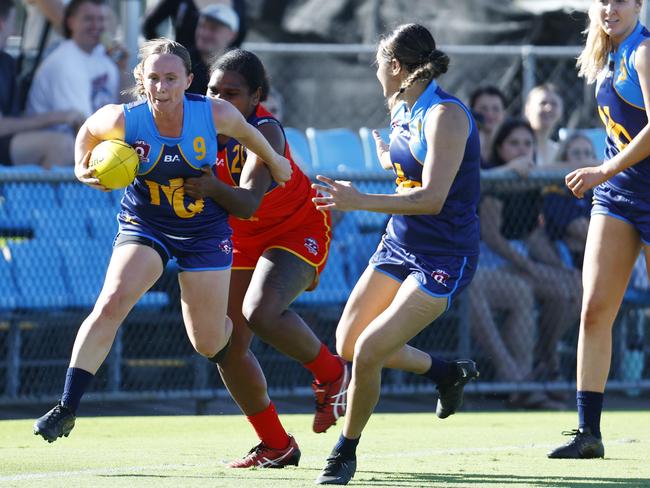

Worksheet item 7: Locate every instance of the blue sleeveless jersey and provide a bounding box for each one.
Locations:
[597,21,650,195]
[386,80,481,256]
[120,94,230,239]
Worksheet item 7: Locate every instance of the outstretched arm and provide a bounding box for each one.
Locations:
[210,98,292,184]
[184,122,283,218]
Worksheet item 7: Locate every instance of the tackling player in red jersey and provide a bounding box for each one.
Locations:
[184,49,349,468]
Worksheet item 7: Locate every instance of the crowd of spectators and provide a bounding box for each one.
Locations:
[0,0,244,167]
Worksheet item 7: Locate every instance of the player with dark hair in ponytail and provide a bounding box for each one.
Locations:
[312,23,481,485]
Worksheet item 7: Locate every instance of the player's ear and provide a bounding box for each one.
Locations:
[251,87,262,107]
[185,72,194,90]
[390,58,401,76]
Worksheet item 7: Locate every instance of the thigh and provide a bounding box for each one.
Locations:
[98,243,164,307]
[354,276,448,362]
[335,265,401,359]
[178,268,231,341]
[582,214,640,312]
[244,248,315,312]
[10,130,73,165]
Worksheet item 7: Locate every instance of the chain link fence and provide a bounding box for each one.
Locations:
[246,43,598,132]
[0,44,648,407]
[0,167,648,406]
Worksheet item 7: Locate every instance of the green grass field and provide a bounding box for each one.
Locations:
[1,411,648,487]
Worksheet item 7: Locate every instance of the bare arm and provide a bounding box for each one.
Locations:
[184,122,283,218]
[312,103,469,214]
[210,99,291,184]
[0,110,84,137]
[74,104,125,190]
[28,0,65,34]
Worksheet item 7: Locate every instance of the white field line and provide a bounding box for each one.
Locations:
[0,464,214,482]
[0,438,641,482]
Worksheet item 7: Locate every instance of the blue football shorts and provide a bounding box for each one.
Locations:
[115,213,232,271]
[369,234,477,310]
[592,182,650,245]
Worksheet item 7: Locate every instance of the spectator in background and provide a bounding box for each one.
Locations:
[142,0,246,53]
[20,0,66,52]
[524,83,564,166]
[26,0,127,126]
[469,85,507,163]
[186,3,240,94]
[542,132,597,268]
[480,118,582,389]
[142,0,198,49]
[0,0,80,167]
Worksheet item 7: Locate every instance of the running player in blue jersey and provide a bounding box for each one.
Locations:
[548,0,650,459]
[312,24,480,485]
[33,38,291,443]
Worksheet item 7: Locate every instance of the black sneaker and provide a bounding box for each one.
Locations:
[435,359,479,419]
[33,402,76,443]
[547,428,605,459]
[315,452,357,485]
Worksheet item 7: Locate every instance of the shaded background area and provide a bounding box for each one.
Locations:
[238,0,593,131]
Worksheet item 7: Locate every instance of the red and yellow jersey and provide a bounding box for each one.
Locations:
[214,104,320,237]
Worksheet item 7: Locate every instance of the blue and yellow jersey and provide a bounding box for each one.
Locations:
[597,21,650,195]
[386,79,480,256]
[120,93,230,239]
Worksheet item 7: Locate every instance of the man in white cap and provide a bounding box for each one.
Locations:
[187,2,239,94]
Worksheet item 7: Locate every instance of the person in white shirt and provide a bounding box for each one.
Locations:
[26,0,123,123]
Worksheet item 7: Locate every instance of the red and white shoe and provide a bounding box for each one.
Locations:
[227,434,301,468]
[312,356,350,433]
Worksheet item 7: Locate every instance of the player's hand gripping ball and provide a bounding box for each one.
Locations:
[89,140,139,190]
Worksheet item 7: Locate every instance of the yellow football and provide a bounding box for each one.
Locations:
[89,140,139,190]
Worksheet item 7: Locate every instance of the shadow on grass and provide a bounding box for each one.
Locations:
[98,470,649,487]
[352,471,649,487]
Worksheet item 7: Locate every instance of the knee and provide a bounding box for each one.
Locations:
[517,283,535,309]
[242,299,279,335]
[335,331,354,362]
[93,291,131,323]
[352,338,383,372]
[195,316,233,359]
[207,338,231,364]
[580,297,609,332]
[47,133,75,166]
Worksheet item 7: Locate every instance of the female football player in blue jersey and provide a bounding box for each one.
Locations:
[32,38,291,443]
[548,0,650,459]
[311,24,480,485]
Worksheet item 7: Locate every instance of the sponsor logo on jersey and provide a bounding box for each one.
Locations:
[432,269,450,287]
[304,237,319,256]
[219,239,233,255]
[133,140,151,163]
[163,154,181,163]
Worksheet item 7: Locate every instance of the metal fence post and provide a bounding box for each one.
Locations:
[521,45,536,102]
[6,321,20,398]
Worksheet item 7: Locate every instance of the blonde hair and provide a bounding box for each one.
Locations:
[576,4,611,84]
[129,38,192,98]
